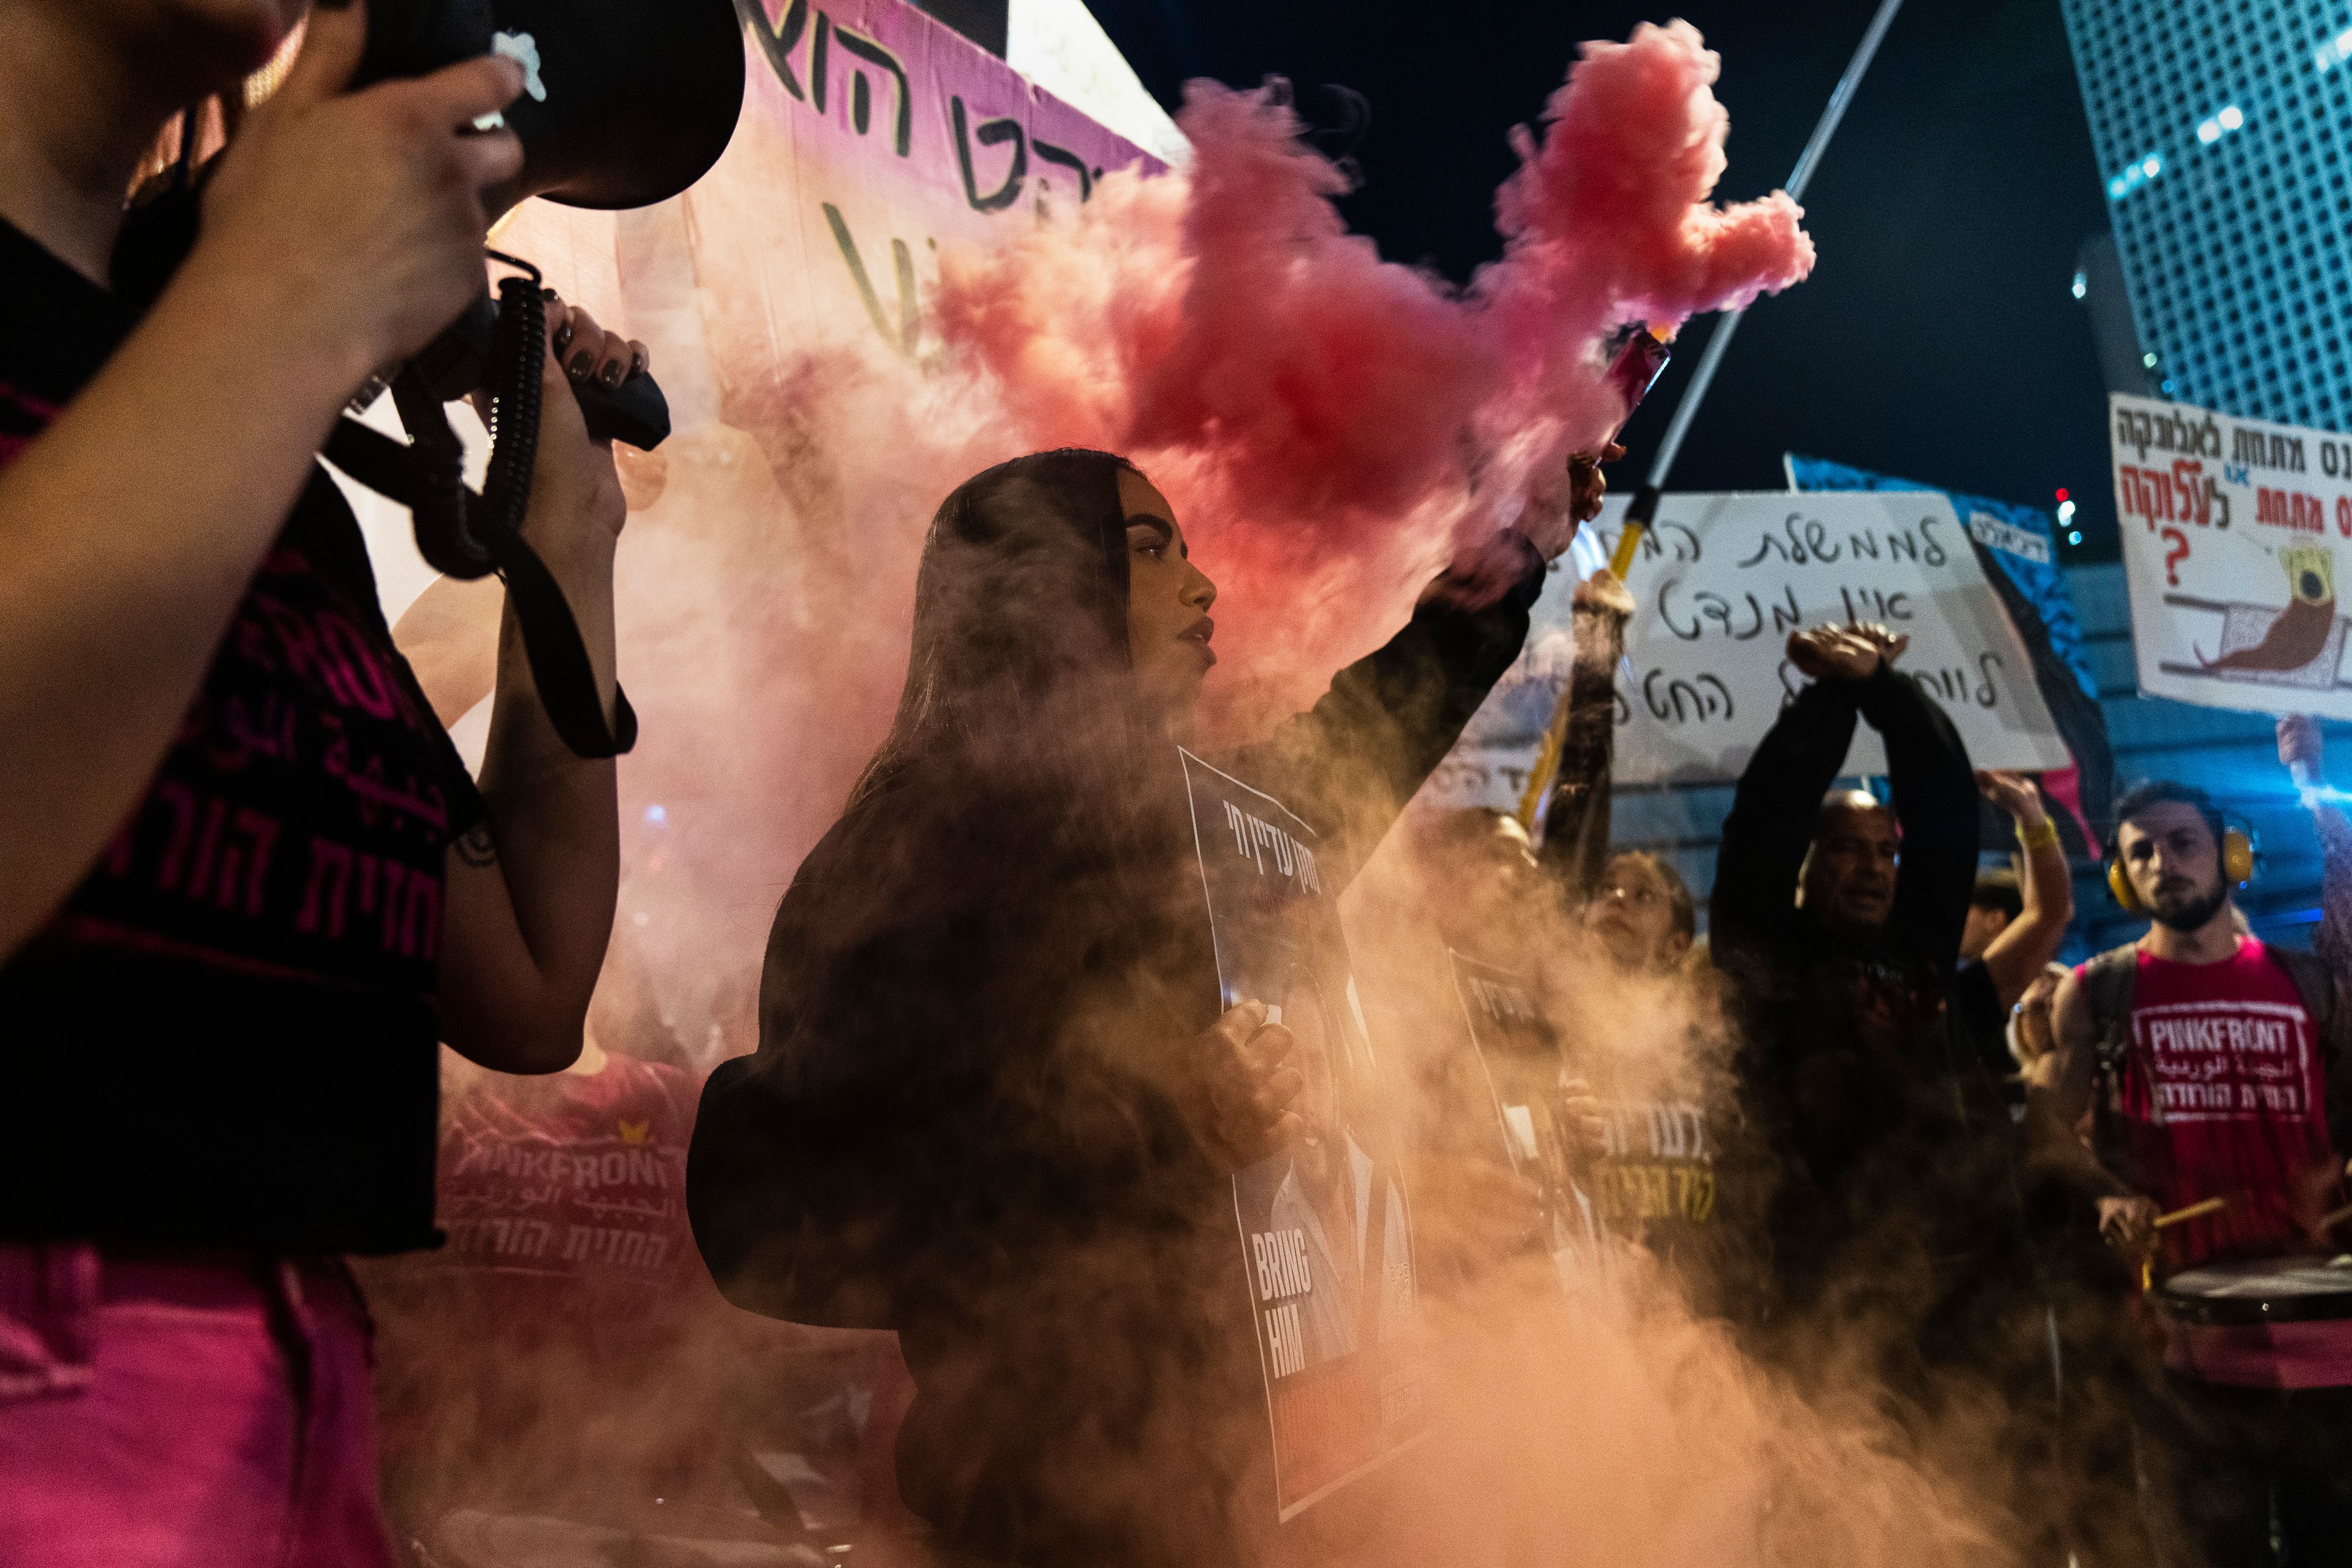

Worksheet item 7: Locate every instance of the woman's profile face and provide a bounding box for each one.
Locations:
[1119,468,1218,723]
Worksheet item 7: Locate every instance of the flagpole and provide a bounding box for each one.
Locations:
[1528,0,1908,828]
[1609,0,1908,578]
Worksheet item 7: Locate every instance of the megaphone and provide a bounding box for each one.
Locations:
[355,0,746,213]
[313,0,746,759]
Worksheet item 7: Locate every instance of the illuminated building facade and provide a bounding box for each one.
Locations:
[2061,0,2352,431]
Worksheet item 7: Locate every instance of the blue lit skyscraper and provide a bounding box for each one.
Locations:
[2060,1,2352,431]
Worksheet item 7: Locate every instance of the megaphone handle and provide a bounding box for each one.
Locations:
[574,371,671,450]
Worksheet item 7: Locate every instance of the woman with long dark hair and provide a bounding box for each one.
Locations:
[689,446,1610,1566]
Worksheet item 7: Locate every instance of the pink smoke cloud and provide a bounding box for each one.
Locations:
[932,20,1814,725]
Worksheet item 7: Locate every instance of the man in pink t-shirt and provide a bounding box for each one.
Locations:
[2038,780,2352,1566]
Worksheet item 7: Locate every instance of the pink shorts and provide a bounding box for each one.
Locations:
[0,1242,396,1568]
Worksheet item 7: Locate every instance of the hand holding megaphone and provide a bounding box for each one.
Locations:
[106,0,737,761]
[191,0,527,386]
[339,0,747,466]
[317,0,742,758]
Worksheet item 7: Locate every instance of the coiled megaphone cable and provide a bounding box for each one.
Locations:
[333,251,636,760]
[392,262,543,581]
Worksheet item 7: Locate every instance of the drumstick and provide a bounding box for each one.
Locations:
[2153,1196,2228,1230]
[2127,1198,2225,1294]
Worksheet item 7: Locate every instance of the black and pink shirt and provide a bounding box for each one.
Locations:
[0,216,483,1254]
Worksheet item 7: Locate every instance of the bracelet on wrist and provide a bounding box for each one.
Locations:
[2016,815,2060,850]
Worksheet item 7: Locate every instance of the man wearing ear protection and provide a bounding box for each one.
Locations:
[2035,780,2352,1566]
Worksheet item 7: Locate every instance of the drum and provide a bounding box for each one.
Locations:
[2155,1254,2352,1326]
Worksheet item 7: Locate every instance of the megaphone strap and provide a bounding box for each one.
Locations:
[491,524,641,760]
[322,413,638,760]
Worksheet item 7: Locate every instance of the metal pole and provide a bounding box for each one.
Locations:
[1621,0,1908,537]
[1558,0,1909,826]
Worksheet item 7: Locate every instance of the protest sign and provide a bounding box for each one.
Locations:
[2108,392,2352,720]
[1178,750,1427,1522]
[1444,951,1608,1289]
[1425,491,2071,805]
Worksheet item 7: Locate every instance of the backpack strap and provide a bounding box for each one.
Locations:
[2268,943,2337,1038]
[2079,944,2140,1081]
[2265,944,2352,1156]
[2078,944,2141,1171]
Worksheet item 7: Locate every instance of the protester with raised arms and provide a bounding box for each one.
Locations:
[1709,622,2067,1549]
[1709,623,1992,1302]
[0,4,641,1560]
[690,444,1613,1567]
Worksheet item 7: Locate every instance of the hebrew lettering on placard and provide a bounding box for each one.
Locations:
[1425,490,2070,797]
[823,203,919,353]
[952,96,1027,213]
[832,25,912,156]
[739,0,811,100]
[1033,138,1096,201]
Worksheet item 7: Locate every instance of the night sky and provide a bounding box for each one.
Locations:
[1084,0,2127,558]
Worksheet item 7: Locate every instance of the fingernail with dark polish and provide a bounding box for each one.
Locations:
[600,362,624,388]
[568,351,594,380]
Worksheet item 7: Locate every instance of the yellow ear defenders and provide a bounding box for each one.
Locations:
[2106,826,2255,913]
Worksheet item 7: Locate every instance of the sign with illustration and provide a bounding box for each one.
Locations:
[1177,750,1427,1522]
[1424,491,2070,803]
[2109,393,2352,718]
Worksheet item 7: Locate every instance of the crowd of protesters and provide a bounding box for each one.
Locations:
[8,8,2352,1568]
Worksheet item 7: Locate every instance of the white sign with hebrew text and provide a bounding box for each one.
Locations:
[1425,490,2069,803]
[2108,393,2352,721]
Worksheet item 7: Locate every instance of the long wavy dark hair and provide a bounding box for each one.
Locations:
[846,448,1150,815]
[722,449,1219,1346]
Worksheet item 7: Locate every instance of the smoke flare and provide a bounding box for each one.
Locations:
[933,20,1814,723]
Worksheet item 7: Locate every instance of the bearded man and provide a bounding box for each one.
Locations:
[2037,780,2352,1566]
